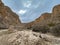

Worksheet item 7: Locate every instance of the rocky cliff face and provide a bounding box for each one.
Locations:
[25,4,60,29]
[52,5,60,24]
[0,0,21,29]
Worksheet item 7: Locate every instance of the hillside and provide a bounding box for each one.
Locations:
[25,5,60,30]
[0,0,22,29]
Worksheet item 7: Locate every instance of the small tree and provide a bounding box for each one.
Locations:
[32,25,49,33]
[50,24,60,37]
[47,22,55,27]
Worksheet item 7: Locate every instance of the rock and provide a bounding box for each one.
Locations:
[0,0,22,29]
[0,30,60,45]
[51,5,60,24]
[52,5,60,15]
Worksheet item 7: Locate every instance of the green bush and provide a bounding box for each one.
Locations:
[48,22,55,27]
[32,25,49,33]
[50,24,60,37]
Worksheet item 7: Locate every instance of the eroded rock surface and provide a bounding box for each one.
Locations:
[0,30,60,45]
[25,5,60,30]
[0,0,22,29]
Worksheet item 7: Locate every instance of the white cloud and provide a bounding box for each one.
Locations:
[23,1,32,8]
[24,3,31,8]
[18,10,27,15]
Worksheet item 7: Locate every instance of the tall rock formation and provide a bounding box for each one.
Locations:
[51,5,60,24]
[0,0,21,29]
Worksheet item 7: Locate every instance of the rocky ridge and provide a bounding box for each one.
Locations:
[25,4,60,30]
[0,0,22,29]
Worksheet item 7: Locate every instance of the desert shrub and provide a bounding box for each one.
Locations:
[47,22,55,27]
[32,25,49,33]
[50,24,60,37]
[27,26,32,29]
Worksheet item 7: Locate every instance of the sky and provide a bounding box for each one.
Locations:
[2,0,60,23]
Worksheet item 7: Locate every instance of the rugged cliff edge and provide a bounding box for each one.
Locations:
[0,0,21,29]
[25,5,60,30]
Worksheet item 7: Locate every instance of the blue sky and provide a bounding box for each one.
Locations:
[2,0,60,23]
